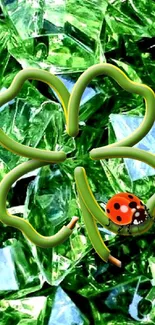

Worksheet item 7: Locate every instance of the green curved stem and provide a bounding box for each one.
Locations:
[0,159,78,247]
[67,63,155,145]
[77,187,122,267]
[90,146,155,168]
[0,68,70,162]
[146,194,155,216]
[77,186,110,262]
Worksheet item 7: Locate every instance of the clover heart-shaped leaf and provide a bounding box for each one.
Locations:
[0,68,70,163]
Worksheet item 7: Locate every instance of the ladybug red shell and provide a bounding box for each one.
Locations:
[106,192,147,226]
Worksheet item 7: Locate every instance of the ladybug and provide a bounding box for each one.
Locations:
[106,192,149,226]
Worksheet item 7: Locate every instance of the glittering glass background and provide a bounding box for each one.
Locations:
[0,0,155,324]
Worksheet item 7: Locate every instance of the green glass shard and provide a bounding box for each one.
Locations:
[0,296,47,324]
[48,287,88,325]
[0,239,43,299]
[0,20,10,79]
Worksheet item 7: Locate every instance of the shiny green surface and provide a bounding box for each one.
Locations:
[0,0,155,324]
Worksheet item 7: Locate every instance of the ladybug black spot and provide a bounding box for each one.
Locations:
[114,203,120,210]
[117,216,122,221]
[107,209,110,213]
[129,201,137,208]
[128,195,133,199]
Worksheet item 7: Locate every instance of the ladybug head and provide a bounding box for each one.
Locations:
[132,208,148,225]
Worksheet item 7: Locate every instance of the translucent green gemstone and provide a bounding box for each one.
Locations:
[0,296,47,324]
[0,239,43,298]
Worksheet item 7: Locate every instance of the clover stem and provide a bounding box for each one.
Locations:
[67,216,79,230]
[108,254,122,268]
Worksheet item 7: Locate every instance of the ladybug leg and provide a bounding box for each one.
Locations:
[127,224,132,235]
[117,225,124,234]
[146,208,154,220]
[144,206,155,222]
[146,207,152,216]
